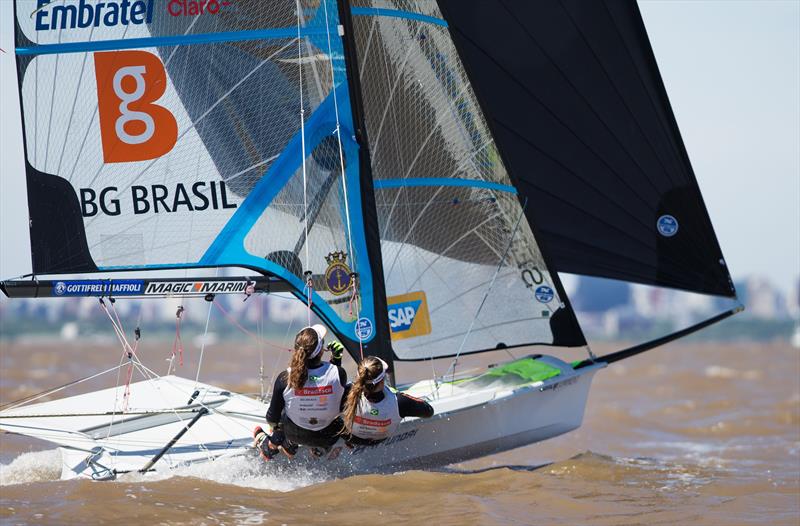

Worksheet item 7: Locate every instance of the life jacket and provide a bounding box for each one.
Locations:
[283,363,344,431]
[350,386,401,441]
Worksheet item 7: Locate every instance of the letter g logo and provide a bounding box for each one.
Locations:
[95,51,177,163]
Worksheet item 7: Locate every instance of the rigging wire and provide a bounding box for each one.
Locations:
[323,0,366,359]
[170,305,186,372]
[212,299,292,354]
[322,0,356,262]
[258,294,266,401]
[441,201,528,387]
[296,0,312,326]
[101,296,255,443]
[0,364,126,412]
[194,295,215,386]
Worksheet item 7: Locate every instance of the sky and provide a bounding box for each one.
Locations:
[0,0,798,293]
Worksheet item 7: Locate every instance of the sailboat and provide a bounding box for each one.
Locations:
[0,0,742,480]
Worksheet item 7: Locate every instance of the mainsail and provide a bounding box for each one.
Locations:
[13,0,389,357]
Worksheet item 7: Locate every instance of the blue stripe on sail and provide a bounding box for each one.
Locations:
[200,86,347,265]
[199,83,376,343]
[350,7,448,27]
[16,27,328,56]
[374,178,517,194]
[98,263,200,271]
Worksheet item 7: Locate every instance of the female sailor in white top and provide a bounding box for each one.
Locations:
[254,324,347,460]
[342,356,434,446]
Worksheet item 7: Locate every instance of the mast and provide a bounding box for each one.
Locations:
[337,0,395,377]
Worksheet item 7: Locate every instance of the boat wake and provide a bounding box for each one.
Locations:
[0,447,721,496]
[0,448,327,491]
[0,449,61,485]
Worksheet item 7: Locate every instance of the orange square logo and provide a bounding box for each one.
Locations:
[95,50,178,163]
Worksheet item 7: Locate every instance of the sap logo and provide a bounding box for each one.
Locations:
[168,0,234,17]
[387,291,431,341]
[34,0,154,31]
[388,300,421,332]
[95,50,178,163]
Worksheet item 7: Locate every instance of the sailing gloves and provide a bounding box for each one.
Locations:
[253,426,279,461]
[327,341,345,360]
[253,425,297,461]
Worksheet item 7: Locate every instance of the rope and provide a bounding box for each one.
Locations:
[121,328,140,413]
[7,295,257,463]
[322,0,368,359]
[0,364,125,412]
[304,271,314,326]
[98,299,150,440]
[194,296,215,386]
[322,0,355,261]
[172,305,185,367]
[243,280,255,301]
[212,300,291,354]
[99,299,135,357]
[349,275,364,360]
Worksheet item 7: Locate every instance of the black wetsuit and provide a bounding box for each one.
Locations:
[344,387,434,446]
[265,357,347,449]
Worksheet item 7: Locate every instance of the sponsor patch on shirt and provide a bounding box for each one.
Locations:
[354,416,392,427]
[294,385,333,396]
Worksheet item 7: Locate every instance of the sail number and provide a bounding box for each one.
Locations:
[520,264,544,289]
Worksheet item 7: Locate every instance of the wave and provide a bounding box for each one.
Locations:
[0,449,61,485]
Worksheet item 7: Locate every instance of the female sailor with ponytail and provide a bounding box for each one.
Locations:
[342,356,433,446]
[254,324,348,460]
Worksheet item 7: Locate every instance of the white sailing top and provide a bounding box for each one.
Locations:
[283,363,344,431]
[351,386,401,441]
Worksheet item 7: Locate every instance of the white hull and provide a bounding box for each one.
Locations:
[0,356,604,479]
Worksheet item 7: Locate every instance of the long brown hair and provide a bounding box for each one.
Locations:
[342,356,385,434]
[288,327,319,390]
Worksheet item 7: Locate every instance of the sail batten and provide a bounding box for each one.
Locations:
[16,27,330,56]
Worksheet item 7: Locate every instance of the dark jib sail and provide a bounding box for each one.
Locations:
[437,0,736,298]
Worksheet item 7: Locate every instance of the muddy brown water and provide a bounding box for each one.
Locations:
[0,339,798,525]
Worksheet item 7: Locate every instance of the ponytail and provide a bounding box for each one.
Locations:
[343,356,384,433]
[289,327,318,390]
